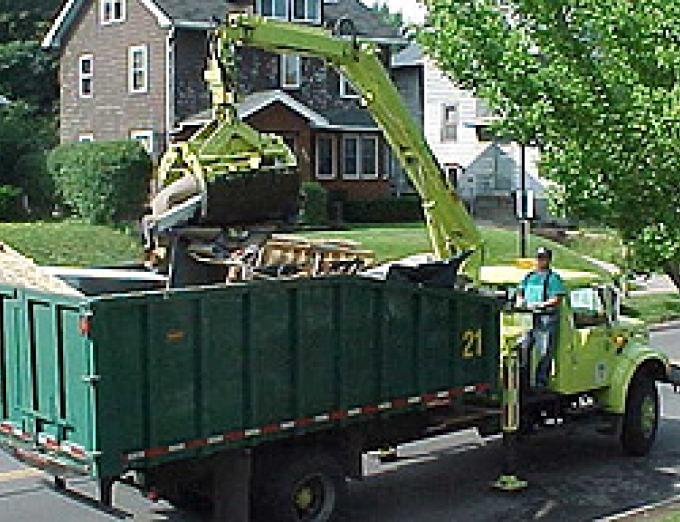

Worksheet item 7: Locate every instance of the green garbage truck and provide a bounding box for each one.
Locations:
[2,14,679,522]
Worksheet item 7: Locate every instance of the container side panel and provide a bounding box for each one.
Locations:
[419,294,453,393]
[295,284,335,417]
[62,308,92,450]
[250,287,293,426]
[148,300,198,447]
[94,303,147,475]
[383,287,419,399]
[0,296,7,420]
[4,298,27,425]
[203,295,245,434]
[340,284,380,408]
[29,302,57,422]
[452,294,499,387]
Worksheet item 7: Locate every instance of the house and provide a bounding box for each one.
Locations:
[42,0,405,200]
[391,43,550,222]
[0,95,10,107]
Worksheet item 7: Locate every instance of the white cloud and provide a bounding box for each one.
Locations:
[360,0,427,25]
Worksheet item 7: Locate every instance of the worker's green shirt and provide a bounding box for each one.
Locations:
[519,270,567,305]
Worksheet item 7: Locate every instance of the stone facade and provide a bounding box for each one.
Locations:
[59,0,168,159]
[51,0,398,200]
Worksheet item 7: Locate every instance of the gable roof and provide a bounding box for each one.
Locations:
[324,0,404,42]
[43,0,404,49]
[43,0,172,49]
[178,89,378,132]
[392,42,424,68]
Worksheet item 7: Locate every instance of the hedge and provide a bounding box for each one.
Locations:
[47,140,151,224]
[0,185,23,221]
[14,151,56,217]
[343,196,424,223]
[301,181,329,225]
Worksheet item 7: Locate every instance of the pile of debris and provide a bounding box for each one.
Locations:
[0,242,82,296]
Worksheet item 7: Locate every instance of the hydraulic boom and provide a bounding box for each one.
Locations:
[219,14,484,269]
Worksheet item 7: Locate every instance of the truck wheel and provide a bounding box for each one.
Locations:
[253,450,347,522]
[621,373,659,456]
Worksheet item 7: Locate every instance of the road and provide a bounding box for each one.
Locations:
[0,328,678,522]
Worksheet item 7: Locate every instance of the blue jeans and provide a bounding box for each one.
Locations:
[523,312,558,387]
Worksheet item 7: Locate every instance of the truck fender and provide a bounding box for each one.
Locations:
[596,351,667,414]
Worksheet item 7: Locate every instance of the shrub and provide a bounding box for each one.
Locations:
[0,184,23,221]
[13,151,57,217]
[301,182,329,225]
[344,196,424,223]
[48,141,151,224]
[0,103,57,187]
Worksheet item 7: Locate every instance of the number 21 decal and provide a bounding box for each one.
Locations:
[461,329,483,359]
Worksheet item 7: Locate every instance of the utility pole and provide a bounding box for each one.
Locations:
[519,144,529,258]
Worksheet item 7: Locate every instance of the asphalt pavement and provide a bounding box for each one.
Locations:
[0,329,678,521]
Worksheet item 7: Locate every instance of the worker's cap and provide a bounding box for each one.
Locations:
[536,247,552,259]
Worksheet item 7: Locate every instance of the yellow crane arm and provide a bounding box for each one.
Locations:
[219,14,484,271]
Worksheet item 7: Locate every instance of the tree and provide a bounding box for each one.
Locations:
[0,102,56,185]
[0,41,58,112]
[418,0,680,291]
[369,1,405,32]
[0,0,61,43]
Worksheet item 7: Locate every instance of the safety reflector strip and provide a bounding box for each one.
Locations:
[123,382,491,463]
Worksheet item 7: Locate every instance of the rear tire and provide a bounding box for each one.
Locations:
[253,449,347,522]
[621,372,659,456]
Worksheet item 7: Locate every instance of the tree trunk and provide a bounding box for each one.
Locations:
[663,260,680,293]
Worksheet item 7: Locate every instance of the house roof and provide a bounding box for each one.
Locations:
[43,0,405,49]
[392,42,424,68]
[323,0,404,42]
[151,0,227,26]
[0,95,11,106]
[177,89,379,132]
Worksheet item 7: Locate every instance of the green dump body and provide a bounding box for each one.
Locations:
[0,277,500,479]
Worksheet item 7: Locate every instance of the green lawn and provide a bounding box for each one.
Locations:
[0,221,142,266]
[301,223,609,275]
[564,228,625,268]
[0,220,607,277]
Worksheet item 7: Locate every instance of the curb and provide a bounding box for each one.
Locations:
[595,494,680,521]
[649,320,680,333]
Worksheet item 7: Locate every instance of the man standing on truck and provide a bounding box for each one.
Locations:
[516,247,567,388]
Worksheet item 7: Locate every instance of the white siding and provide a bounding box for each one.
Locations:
[421,57,545,198]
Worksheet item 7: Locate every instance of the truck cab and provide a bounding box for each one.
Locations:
[485,264,672,456]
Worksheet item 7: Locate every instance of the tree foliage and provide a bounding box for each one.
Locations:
[0,103,56,183]
[369,1,405,31]
[0,0,61,43]
[419,0,680,290]
[0,41,58,112]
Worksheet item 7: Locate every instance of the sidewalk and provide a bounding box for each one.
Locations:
[582,254,676,296]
